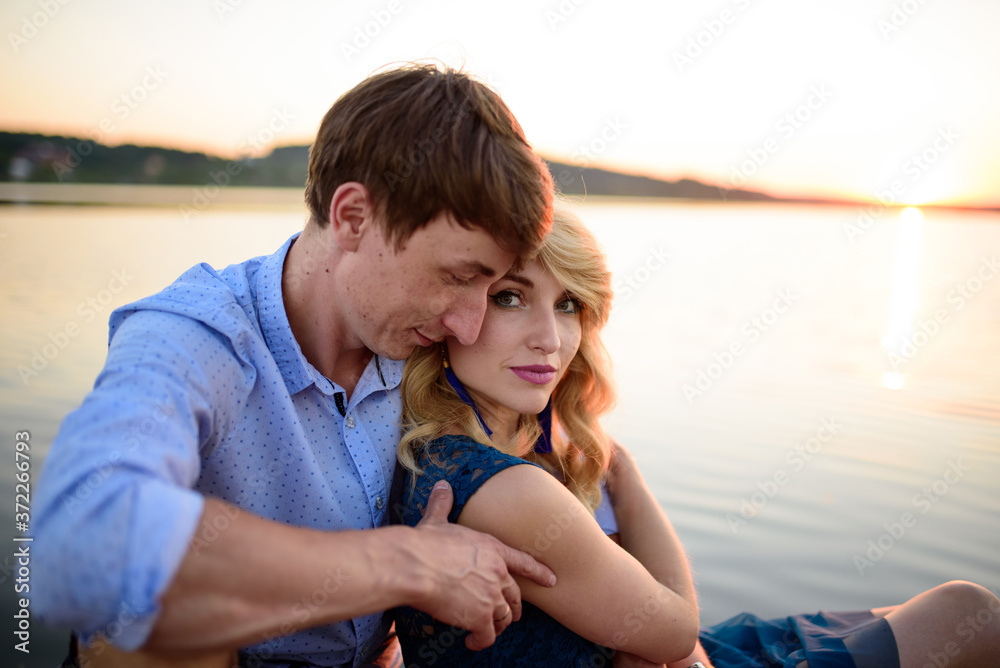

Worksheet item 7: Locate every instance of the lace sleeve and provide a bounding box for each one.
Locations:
[400,434,541,527]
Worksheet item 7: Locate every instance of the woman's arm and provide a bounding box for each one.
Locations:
[606,442,715,668]
[457,463,699,664]
[604,442,696,612]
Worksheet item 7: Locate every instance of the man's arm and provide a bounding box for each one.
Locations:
[35,311,553,656]
[147,484,555,653]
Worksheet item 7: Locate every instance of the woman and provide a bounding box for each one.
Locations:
[394,203,1000,667]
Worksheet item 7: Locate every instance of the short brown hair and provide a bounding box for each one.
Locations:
[305,63,553,258]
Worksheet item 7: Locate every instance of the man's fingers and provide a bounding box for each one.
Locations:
[500,577,523,622]
[498,543,556,588]
[418,480,454,526]
[464,617,497,652]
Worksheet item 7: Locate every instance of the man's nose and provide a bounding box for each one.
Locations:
[440,290,488,345]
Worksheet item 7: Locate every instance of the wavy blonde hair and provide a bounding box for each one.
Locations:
[398,201,615,512]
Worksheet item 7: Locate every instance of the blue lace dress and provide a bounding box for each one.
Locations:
[392,434,901,668]
[393,434,612,667]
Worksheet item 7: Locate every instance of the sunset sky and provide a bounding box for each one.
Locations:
[3,0,998,207]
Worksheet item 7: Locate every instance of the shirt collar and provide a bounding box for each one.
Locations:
[255,233,404,398]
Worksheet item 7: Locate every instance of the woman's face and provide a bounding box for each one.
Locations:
[446,259,583,437]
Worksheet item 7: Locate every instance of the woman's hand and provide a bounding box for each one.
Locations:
[614,650,665,667]
[604,440,649,519]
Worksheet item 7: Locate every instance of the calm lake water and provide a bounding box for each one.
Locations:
[1,194,998,665]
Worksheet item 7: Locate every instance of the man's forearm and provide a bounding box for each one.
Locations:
[145,497,423,652]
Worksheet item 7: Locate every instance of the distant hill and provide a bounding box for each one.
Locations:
[547,161,772,201]
[0,131,773,202]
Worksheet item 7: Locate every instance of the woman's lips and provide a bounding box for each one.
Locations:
[511,365,556,385]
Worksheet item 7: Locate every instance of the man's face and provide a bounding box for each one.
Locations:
[349,211,516,360]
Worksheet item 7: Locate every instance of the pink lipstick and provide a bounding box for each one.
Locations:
[511,365,556,385]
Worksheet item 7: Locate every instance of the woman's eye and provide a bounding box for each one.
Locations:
[556,297,581,314]
[490,290,523,308]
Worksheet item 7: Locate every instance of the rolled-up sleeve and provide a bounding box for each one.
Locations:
[33,309,251,650]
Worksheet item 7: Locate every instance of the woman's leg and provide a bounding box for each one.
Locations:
[874,580,1000,668]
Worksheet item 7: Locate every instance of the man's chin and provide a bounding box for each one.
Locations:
[376,342,416,361]
[371,330,437,360]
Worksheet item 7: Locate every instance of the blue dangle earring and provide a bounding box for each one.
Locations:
[441,343,493,437]
[440,343,553,453]
[534,398,553,454]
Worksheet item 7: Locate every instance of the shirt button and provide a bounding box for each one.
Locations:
[346,416,356,429]
[375,496,385,510]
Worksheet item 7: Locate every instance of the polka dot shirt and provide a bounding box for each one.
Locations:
[34,234,404,666]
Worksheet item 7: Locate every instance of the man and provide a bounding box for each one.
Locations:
[34,63,556,667]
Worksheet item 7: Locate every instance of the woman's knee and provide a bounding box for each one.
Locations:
[927,580,1000,619]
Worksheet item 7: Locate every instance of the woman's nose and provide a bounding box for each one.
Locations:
[528,311,560,353]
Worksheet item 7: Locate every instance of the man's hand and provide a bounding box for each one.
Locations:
[409,480,556,651]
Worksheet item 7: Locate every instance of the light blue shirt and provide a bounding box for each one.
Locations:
[34,233,405,667]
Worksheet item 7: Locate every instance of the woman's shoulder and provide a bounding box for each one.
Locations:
[427,434,539,465]
[403,435,544,525]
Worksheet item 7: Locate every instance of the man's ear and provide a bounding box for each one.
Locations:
[328,182,376,252]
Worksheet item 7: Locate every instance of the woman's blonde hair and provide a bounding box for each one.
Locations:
[398,200,616,512]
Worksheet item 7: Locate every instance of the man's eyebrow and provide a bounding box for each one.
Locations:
[499,273,534,288]
[457,261,503,278]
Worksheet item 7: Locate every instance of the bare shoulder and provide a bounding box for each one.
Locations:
[457,462,603,559]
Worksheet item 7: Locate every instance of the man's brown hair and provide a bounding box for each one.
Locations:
[305,63,553,258]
